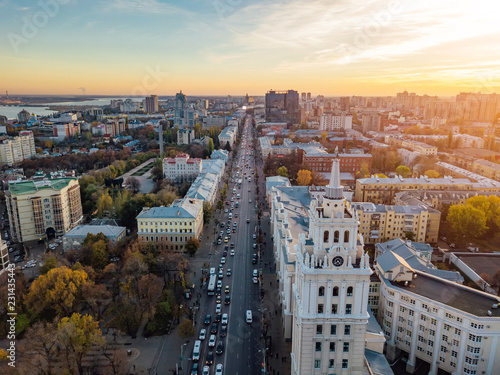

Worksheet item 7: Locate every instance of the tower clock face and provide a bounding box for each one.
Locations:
[332,256,344,267]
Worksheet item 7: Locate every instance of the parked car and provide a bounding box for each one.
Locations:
[199,329,206,340]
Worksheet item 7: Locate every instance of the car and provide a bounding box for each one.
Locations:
[232,228,236,233]
[253,243,257,249]
[224,237,228,243]
[249,199,252,203]
[253,269,258,277]
[225,285,230,293]
[221,257,226,264]
[252,258,257,264]
[14,256,24,263]
[220,325,227,337]
[217,239,222,245]
[224,295,231,305]
[247,218,250,223]
[215,364,223,375]
[191,363,199,375]
[215,303,222,313]
[206,351,214,365]
[215,312,222,322]
[202,366,210,375]
[222,250,228,257]
[217,280,222,288]
[216,341,224,355]
[220,223,225,228]
[218,271,224,279]
[216,294,221,303]
[221,313,228,325]
[204,315,211,325]
[210,323,218,334]
[208,334,216,347]
[253,277,259,284]
[199,328,206,340]
[8,247,14,253]
[253,234,257,239]
[230,243,235,248]
[227,229,231,234]
[219,231,224,236]
[230,249,235,256]
[226,269,232,276]
[216,287,221,295]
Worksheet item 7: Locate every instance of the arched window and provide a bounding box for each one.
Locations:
[323,230,329,243]
[319,287,325,296]
[333,286,339,296]
[334,231,339,243]
[347,286,353,296]
[344,230,349,243]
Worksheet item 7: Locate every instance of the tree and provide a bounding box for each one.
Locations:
[321,132,327,142]
[374,173,388,178]
[447,130,453,148]
[447,205,488,243]
[39,256,60,275]
[203,201,212,225]
[356,163,371,179]
[208,138,214,154]
[467,195,500,230]
[26,266,91,319]
[276,166,288,178]
[224,141,231,152]
[97,191,113,217]
[296,170,312,186]
[81,282,112,320]
[216,200,224,211]
[125,176,141,193]
[395,165,412,178]
[20,321,59,375]
[424,169,440,178]
[91,239,109,270]
[57,313,105,375]
[178,318,195,339]
[185,238,201,256]
[310,170,328,186]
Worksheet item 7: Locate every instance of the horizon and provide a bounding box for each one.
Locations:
[1,0,499,96]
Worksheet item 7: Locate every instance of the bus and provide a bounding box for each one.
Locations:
[192,340,201,361]
[207,274,217,296]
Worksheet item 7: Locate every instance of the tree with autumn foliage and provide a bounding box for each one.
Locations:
[296,170,312,186]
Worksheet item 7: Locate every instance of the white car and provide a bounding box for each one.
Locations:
[199,328,206,340]
[230,249,235,256]
[221,257,226,264]
[209,334,216,347]
[202,366,210,375]
[221,313,228,325]
[253,277,259,284]
[215,364,223,375]
[249,199,252,203]
[253,234,257,239]
[215,304,222,314]
[217,280,222,288]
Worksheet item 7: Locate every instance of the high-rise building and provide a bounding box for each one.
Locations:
[5,178,83,242]
[0,239,9,278]
[320,114,353,131]
[144,95,159,113]
[301,92,306,102]
[306,92,311,101]
[175,91,187,119]
[0,131,36,165]
[265,89,300,123]
[290,160,372,374]
[361,114,381,132]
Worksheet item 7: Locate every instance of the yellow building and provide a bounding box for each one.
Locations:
[355,203,440,244]
[136,198,204,252]
[355,176,500,204]
[6,178,83,242]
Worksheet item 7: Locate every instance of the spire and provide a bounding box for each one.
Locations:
[325,159,344,200]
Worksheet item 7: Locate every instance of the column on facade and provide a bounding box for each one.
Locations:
[407,311,420,372]
[455,325,468,374]
[355,281,364,315]
[487,335,498,375]
[390,300,400,341]
[326,281,333,314]
[340,281,347,315]
[429,319,443,375]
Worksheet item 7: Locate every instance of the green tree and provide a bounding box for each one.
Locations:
[216,200,224,211]
[178,318,195,339]
[224,141,231,152]
[185,238,201,256]
[276,166,288,178]
[39,256,60,275]
[395,165,412,178]
[467,195,500,229]
[203,201,212,225]
[91,240,109,270]
[208,138,214,154]
[447,205,488,243]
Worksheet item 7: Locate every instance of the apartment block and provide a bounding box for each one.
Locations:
[0,131,35,165]
[5,178,83,242]
[162,153,202,182]
[320,114,353,131]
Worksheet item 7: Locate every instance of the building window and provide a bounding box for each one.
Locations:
[332,304,338,314]
[334,231,339,243]
[318,304,324,314]
[315,342,321,352]
[333,286,339,296]
[319,286,325,296]
[328,359,334,368]
[331,325,337,335]
[314,360,321,369]
[343,342,349,352]
[316,325,323,335]
[347,286,353,296]
[343,230,349,242]
[344,325,351,335]
[330,342,335,352]
[346,304,352,314]
[323,230,329,243]
[342,359,348,369]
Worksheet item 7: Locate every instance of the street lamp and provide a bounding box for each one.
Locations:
[177,343,187,375]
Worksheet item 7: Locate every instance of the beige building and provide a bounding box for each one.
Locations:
[136,198,204,252]
[354,203,440,244]
[386,136,438,156]
[0,239,9,277]
[0,131,36,165]
[6,178,83,242]
[355,176,500,204]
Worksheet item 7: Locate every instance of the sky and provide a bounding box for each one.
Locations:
[1,0,499,97]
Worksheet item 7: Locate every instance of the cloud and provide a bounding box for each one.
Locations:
[104,0,194,17]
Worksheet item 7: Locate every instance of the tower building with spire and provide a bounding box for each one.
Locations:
[270,159,373,374]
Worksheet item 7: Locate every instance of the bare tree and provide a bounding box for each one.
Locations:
[125,177,141,193]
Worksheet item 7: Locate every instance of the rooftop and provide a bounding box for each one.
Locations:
[64,224,126,239]
[389,271,500,317]
[8,177,77,195]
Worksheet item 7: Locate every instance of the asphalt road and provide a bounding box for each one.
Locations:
[185,117,263,375]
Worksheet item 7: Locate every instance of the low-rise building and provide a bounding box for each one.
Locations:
[210,149,229,164]
[63,224,126,252]
[218,125,238,148]
[177,128,195,145]
[298,149,373,175]
[354,203,441,244]
[136,198,204,252]
[162,153,202,182]
[5,178,83,242]
[386,136,438,156]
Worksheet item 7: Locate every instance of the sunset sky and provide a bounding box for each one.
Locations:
[1,0,499,96]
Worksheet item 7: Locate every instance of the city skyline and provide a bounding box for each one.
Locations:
[1,0,500,96]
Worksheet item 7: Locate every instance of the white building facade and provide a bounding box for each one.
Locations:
[320,114,353,131]
[162,153,202,182]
